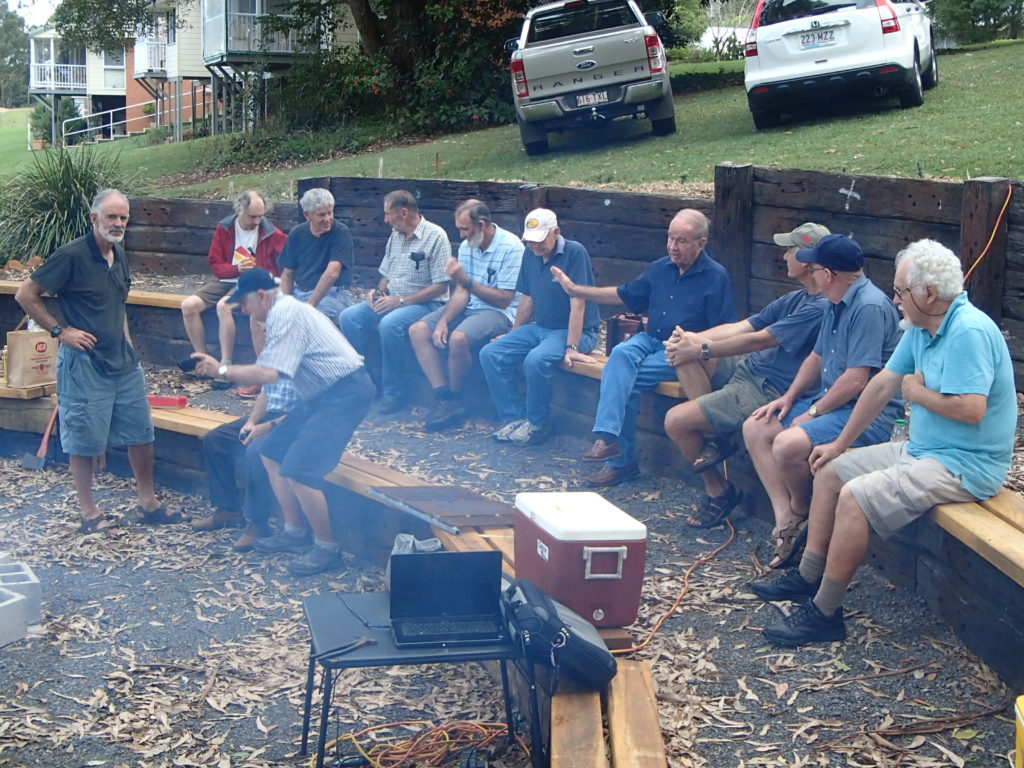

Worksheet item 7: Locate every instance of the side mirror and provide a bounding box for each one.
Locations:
[504,38,520,56]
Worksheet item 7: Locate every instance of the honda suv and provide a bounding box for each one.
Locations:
[743,0,937,130]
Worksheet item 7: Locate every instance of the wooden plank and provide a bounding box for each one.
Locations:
[961,177,1010,322]
[551,680,607,768]
[129,250,209,276]
[563,352,684,399]
[127,290,189,309]
[0,394,56,432]
[599,628,633,651]
[565,223,669,265]
[929,502,1024,589]
[545,185,711,229]
[978,489,1024,535]
[0,280,19,295]
[0,381,55,399]
[127,196,234,229]
[592,256,648,288]
[124,225,217,256]
[606,660,667,768]
[324,177,527,215]
[713,163,754,316]
[341,454,431,487]
[478,525,516,566]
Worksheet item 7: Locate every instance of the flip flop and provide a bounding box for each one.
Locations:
[692,438,738,474]
[77,513,119,534]
[136,504,190,526]
[770,520,808,569]
[685,482,742,528]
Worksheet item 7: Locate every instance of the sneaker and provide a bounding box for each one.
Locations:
[287,545,344,576]
[492,419,526,442]
[749,569,820,602]
[252,528,311,555]
[378,396,406,415]
[762,598,846,647]
[509,420,552,446]
[190,508,243,531]
[237,384,261,399]
[424,398,466,431]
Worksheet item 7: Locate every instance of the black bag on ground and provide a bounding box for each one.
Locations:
[501,577,617,691]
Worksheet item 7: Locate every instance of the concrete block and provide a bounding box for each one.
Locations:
[0,586,28,648]
[0,563,40,624]
[0,552,10,564]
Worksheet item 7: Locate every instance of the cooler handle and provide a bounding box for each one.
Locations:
[582,546,626,580]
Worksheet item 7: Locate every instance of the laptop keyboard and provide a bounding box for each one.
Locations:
[402,619,500,637]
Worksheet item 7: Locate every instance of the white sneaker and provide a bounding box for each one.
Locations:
[509,421,552,446]
[492,419,526,442]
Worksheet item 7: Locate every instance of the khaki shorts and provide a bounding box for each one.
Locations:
[192,280,234,309]
[696,358,777,437]
[832,442,976,539]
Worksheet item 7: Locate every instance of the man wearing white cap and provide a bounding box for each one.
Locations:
[479,208,600,445]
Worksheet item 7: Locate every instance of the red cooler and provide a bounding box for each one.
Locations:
[514,492,647,627]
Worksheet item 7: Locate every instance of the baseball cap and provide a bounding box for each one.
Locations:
[522,208,558,242]
[773,222,830,248]
[796,234,864,272]
[227,268,278,303]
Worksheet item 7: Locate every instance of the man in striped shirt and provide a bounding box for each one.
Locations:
[194,269,375,576]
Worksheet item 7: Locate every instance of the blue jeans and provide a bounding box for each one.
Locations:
[479,324,597,427]
[339,300,441,399]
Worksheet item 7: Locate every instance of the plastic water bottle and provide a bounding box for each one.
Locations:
[890,418,908,443]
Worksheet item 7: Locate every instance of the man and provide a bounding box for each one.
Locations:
[180,189,287,397]
[15,189,179,532]
[479,208,601,446]
[190,379,297,551]
[278,187,355,321]
[663,223,830,541]
[339,189,452,413]
[193,268,375,577]
[551,209,737,487]
[408,199,524,430]
[751,240,1016,646]
[742,234,903,556]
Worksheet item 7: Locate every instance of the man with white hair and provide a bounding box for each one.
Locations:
[750,239,1016,647]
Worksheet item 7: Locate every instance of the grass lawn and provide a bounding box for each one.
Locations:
[0,108,37,176]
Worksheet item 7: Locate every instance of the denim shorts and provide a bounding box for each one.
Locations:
[782,394,896,448]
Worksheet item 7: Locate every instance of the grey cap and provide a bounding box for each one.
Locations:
[773,222,831,248]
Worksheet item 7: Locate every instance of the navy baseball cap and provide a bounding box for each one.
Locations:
[796,234,864,272]
[227,268,277,303]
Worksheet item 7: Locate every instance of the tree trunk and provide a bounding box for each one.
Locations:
[343,0,384,55]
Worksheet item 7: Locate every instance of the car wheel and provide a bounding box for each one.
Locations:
[517,117,549,156]
[922,50,938,90]
[651,116,676,136]
[899,56,925,108]
[751,109,781,131]
[523,138,550,156]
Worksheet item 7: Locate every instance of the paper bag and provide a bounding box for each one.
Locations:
[6,330,57,388]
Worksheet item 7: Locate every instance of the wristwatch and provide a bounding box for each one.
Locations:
[217,364,229,378]
[50,323,64,338]
[808,404,819,417]
[464,278,474,292]
[566,343,579,351]
[398,297,405,307]
[700,343,711,362]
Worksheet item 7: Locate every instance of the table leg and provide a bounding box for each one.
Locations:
[315,665,336,768]
[299,650,316,756]
[499,659,515,745]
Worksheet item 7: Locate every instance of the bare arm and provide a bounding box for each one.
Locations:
[15,278,96,351]
[566,296,587,348]
[665,321,770,364]
[447,258,515,308]
[511,294,534,329]
[193,354,280,385]
[305,261,342,307]
[811,365,872,414]
[551,265,622,305]
[279,268,295,296]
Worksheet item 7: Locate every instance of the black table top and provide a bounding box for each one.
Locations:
[303,592,518,669]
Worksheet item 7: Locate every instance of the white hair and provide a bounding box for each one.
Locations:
[91,188,127,213]
[894,239,963,302]
[299,187,334,213]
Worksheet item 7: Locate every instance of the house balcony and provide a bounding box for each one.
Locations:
[134,40,167,76]
[202,12,299,65]
[30,63,87,92]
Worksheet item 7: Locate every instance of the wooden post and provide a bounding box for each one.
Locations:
[712,163,754,316]
[516,183,548,223]
[960,177,1010,322]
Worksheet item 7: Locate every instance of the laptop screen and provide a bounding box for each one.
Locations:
[390,550,503,621]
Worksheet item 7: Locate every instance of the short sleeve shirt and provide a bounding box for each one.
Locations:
[29,233,138,375]
[277,220,354,292]
[886,292,1016,498]
[616,253,737,340]
[379,216,452,298]
[515,236,601,331]
[457,224,524,322]
[745,289,829,394]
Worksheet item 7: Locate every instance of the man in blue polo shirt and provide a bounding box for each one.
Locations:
[751,240,1015,646]
[552,209,737,486]
[479,208,600,446]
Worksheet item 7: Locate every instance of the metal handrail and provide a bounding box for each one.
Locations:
[59,88,214,144]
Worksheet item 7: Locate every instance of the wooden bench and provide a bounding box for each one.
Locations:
[930,488,1024,588]
[563,350,685,399]
[0,280,189,310]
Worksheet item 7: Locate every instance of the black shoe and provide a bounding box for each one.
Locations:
[424,398,466,430]
[762,598,846,647]
[378,396,406,415]
[749,569,820,602]
[287,545,343,576]
[252,529,311,554]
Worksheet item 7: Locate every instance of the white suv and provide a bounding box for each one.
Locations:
[743,0,937,130]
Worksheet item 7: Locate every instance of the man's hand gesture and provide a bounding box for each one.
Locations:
[550,266,577,296]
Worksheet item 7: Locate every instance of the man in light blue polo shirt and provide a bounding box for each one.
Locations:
[750,240,1015,647]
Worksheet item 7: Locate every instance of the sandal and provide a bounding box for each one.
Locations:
[77,513,118,534]
[770,519,808,569]
[136,504,190,526]
[685,482,742,528]
[692,438,738,474]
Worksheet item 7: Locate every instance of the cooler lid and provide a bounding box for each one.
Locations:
[514,492,647,541]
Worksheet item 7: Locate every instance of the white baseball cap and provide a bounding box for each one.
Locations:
[522,208,558,242]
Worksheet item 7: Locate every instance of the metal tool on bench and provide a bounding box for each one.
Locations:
[21,402,58,471]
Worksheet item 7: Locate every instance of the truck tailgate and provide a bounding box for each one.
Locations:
[523,29,651,99]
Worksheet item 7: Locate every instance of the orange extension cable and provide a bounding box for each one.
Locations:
[964,183,1014,282]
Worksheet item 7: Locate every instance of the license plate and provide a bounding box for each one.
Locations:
[799,29,837,49]
[577,91,609,107]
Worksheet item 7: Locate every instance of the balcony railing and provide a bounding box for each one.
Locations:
[203,11,299,60]
[133,40,167,75]
[31,63,87,91]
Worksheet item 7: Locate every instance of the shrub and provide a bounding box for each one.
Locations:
[30,103,50,141]
[144,125,171,145]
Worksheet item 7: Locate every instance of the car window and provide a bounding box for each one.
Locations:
[528,0,639,44]
[759,0,873,25]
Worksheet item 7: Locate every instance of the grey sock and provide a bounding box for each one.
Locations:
[799,550,826,584]
[284,524,305,537]
[314,540,340,553]
[812,576,848,618]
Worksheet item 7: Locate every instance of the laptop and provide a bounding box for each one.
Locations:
[389,550,507,648]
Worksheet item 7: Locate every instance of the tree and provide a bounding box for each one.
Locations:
[52,0,169,53]
[0,9,29,108]
[932,0,1024,42]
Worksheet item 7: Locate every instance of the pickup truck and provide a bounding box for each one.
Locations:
[506,0,676,156]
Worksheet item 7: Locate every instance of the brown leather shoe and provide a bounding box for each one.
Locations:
[233,524,271,552]
[582,438,620,462]
[585,462,640,487]
[191,508,243,531]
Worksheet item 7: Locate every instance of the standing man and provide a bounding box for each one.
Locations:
[479,208,601,446]
[180,190,287,398]
[340,189,452,413]
[551,209,737,487]
[751,240,1016,646]
[663,223,830,541]
[408,199,524,431]
[16,189,180,531]
[194,268,375,577]
[278,187,355,321]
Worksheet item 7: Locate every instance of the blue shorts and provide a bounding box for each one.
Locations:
[56,346,154,456]
[782,394,897,448]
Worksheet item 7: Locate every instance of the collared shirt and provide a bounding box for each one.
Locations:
[516,236,601,330]
[616,253,737,340]
[259,294,363,400]
[458,224,524,322]
[277,219,354,292]
[886,292,1015,499]
[379,216,452,298]
[745,289,829,394]
[264,379,299,415]
[29,232,138,375]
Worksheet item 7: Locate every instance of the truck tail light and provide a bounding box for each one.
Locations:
[876,0,900,33]
[510,58,529,98]
[745,0,765,57]
[644,34,664,74]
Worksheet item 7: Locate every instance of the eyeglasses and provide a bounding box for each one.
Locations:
[808,265,829,273]
[892,285,915,299]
